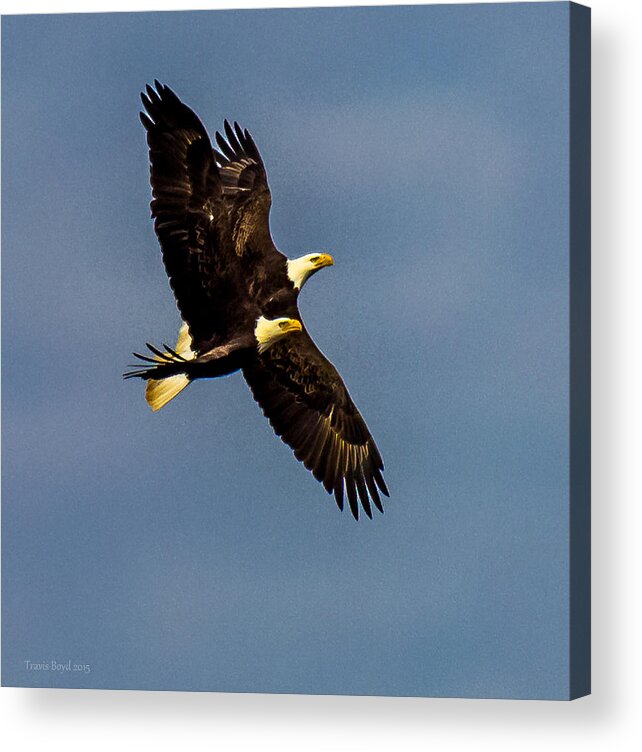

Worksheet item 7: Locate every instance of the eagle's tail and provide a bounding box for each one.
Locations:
[124,323,195,411]
[145,373,190,412]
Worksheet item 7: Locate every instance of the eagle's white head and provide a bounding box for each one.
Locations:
[255,316,303,353]
[286,253,334,291]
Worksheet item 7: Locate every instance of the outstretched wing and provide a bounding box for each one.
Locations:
[243,332,389,520]
[141,81,241,348]
[214,120,285,267]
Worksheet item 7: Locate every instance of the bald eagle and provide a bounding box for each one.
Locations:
[125,81,389,520]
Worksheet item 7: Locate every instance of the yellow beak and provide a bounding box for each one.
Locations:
[315,253,335,269]
[285,319,303,334]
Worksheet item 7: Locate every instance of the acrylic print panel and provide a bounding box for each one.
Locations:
[1,2,590,699]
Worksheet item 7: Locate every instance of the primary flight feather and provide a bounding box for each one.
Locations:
[125,81,389,520]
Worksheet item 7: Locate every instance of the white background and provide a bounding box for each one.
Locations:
[1,0,640,749]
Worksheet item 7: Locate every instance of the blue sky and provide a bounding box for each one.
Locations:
[2,3,571,698]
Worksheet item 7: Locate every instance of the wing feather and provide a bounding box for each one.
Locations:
[243,331,388,519]
[213,118,286,271]
[140,81,242,348]
[140,81,287,348]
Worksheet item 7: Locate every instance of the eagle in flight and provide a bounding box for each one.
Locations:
[125,81,389,519]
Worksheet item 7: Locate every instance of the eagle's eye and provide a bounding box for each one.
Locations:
[279,321,290,330]
[310,256,320,263]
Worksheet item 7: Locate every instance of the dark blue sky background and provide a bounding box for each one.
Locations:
[2,3,571,698]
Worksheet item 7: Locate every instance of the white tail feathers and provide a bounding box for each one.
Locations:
[146,374,190,411]
[174,323,193,357]
[145,323,194,411]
